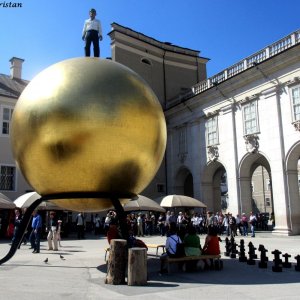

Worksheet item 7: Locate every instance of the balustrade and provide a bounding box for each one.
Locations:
[177,29,300,105]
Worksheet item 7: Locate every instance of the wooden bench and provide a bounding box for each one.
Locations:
[164,254,222,273]
[105,244,165,261]
[146,244,165,257]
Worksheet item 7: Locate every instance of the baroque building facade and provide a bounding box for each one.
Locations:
[1,24,300,235]
[0,57,30,201]
[109,24,300,235]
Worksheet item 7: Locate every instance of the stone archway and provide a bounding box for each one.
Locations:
[201,161,226,212]
[174,166,194,197]
[286,142,300,234]
[239,152,272,215]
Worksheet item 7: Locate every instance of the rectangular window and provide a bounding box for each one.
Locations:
[1,106,14,135]
[291,86,300,121]
[206,116,218,146]
[243,101,258,135]
[0,165,16,191]
[178,126,187,155]
[265,198,271,207]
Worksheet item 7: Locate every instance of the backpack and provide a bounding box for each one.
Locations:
[175,242,186,257]
[170,236,185,257]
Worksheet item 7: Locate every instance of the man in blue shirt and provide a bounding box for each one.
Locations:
[30,210,42,253]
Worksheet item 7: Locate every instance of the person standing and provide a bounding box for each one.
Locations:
[94,214,101,235]
[82,8,103,57]
[144,213,150,236]
[137,213,144,237]
[47,211,58,251]
[249,212,257,237]
[169,211,177,224]
[30,210,42,253]
[76,212,85,239]
[228,213,237,237]
[177,212,184,230]
[236,214,242,235]
[241,213,248,236]
[191,212,201,234]
[11,208,22,248]
[222,214,229,236]
[164,211,171,232]
[157,212,166,236]
[150,212,156,235]
[206,211,215,227]
[57,219,63,247]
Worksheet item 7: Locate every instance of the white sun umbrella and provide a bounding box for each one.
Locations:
[159,194,207,208]
[14,192,62,210]
[0,193,15,209]
[123,194,166,212]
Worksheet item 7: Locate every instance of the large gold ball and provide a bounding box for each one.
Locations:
[11,58,166,212]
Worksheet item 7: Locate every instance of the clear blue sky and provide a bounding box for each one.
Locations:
[0,0,299,80]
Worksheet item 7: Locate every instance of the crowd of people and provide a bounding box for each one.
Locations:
[104,210,274,240]
[2,208,63,254]
[0,206,274,258]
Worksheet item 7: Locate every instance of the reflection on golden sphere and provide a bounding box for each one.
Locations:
[11,58,166,212]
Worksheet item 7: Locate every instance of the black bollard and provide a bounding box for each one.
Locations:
[247,242,256,265]
[238,239,247,262]
[258,244,268,268]
[272,249,282,272]
[230,240,238,258]
[282,253,291,268]
[294,255,300,271]
[252,243,258,259]
[224,237,231,256]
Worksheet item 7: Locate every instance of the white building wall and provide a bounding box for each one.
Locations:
[165,37,300,235]
[0,95,32,201]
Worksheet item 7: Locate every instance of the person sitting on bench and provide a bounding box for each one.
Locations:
[202,225,220,269]
[184,225,202,271]
[160,222,183,273]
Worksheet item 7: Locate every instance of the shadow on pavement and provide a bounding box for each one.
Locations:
[97,257,300,286]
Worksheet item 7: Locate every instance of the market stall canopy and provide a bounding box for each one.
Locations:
[123,194,165,212]
[0,193,15,209]
[158,194,207,208]
[14,192,63,210]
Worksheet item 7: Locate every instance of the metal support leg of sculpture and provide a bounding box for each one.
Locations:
[0,192,131,265]
[111,196,129,241]
[0,198,43,265]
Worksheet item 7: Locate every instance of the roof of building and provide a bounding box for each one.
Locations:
[0,73,28,98]
[110,22,209,60]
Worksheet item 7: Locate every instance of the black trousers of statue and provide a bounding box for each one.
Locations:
[84,30,100,57]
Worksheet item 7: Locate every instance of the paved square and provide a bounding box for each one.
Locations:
[0,232,299,299]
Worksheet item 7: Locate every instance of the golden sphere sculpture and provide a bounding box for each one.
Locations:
[11,58,167,212]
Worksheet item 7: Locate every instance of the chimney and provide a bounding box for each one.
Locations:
[9,57,24,79]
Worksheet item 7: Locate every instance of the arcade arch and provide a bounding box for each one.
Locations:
[201,161,227,213]
[239,152,273,216]
[174,166,194,197]
[286,142,300,234]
